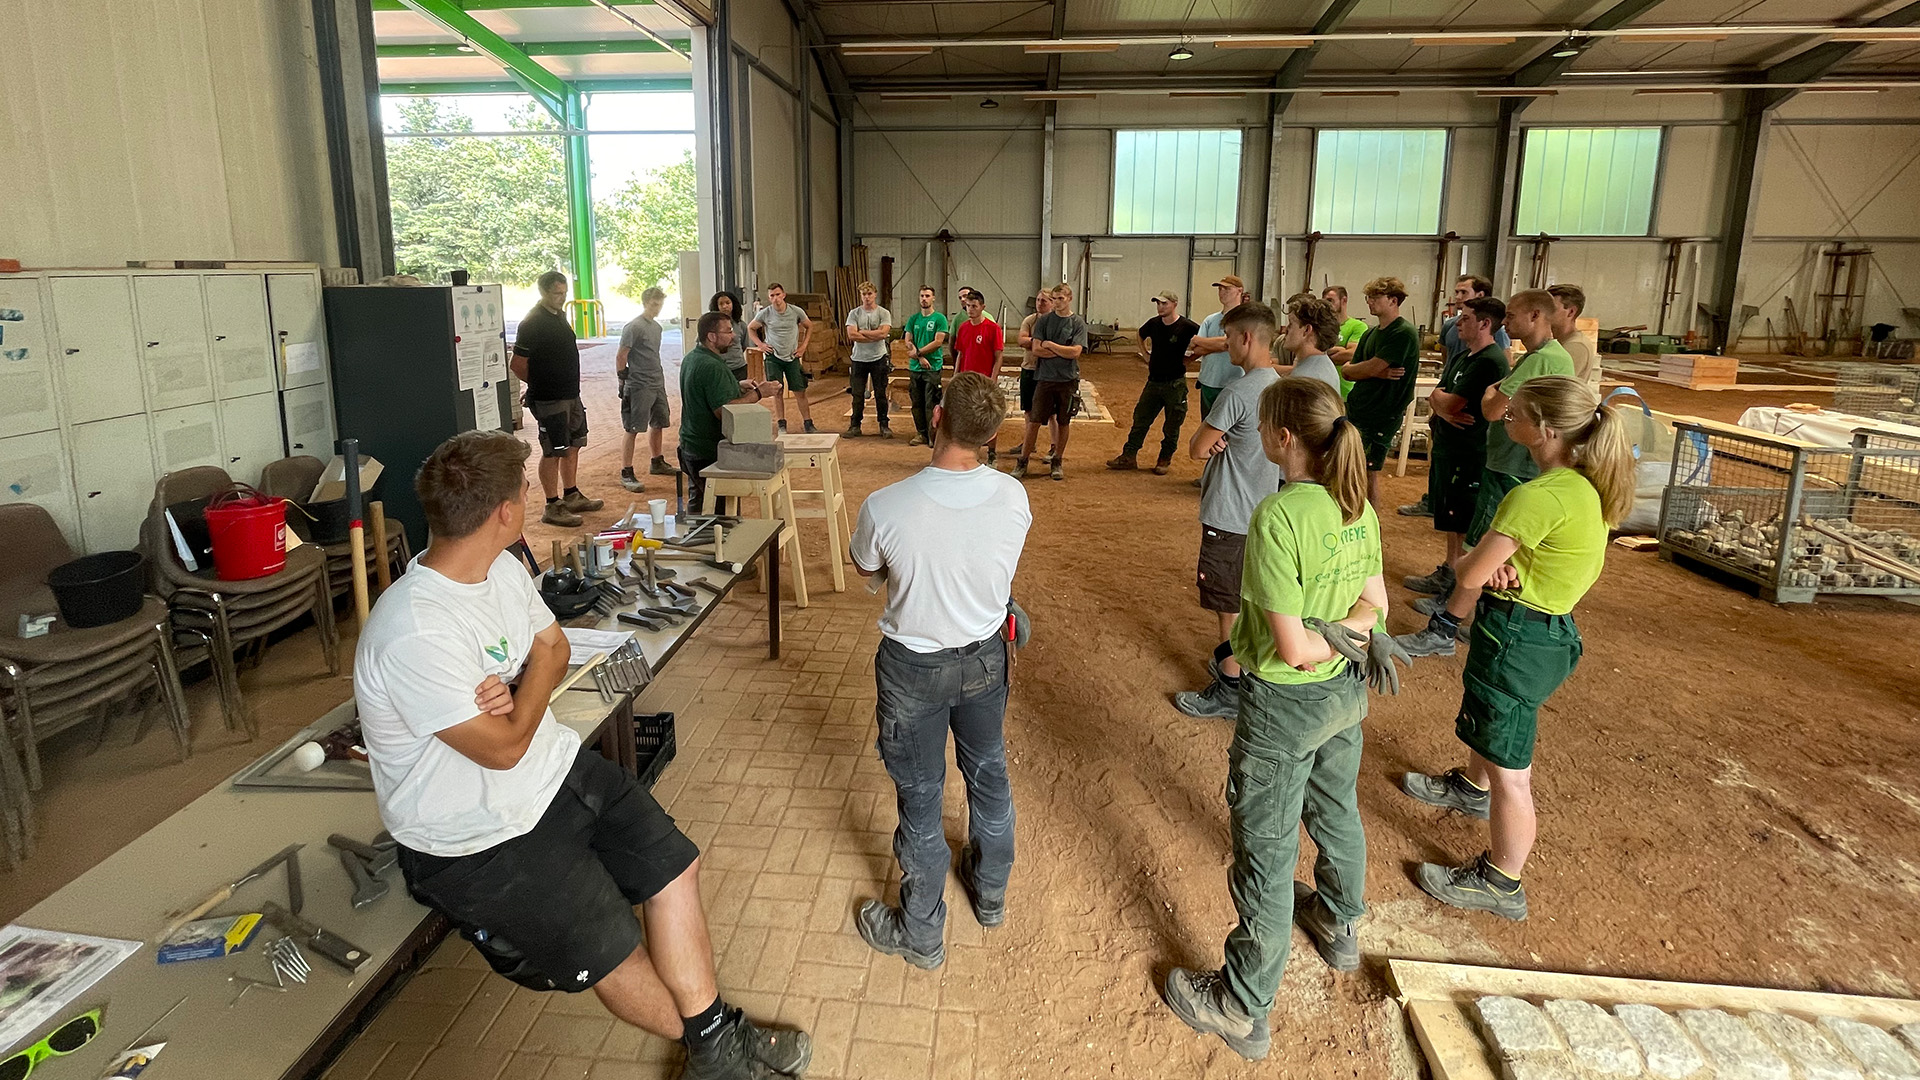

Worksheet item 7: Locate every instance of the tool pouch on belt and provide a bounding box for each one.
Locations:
[1004,598,1031,686]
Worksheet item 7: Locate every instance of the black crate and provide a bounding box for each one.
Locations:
[634,711,677,789]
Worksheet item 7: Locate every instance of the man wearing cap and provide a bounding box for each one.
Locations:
[1187,276,1249,420]
[1109,290,1199,476]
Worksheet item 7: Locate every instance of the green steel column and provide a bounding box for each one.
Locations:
[564,88,600,336]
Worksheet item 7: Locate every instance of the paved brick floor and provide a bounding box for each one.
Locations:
[323,576,1003,1080]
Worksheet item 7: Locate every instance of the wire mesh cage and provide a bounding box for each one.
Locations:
[1658,422,1920,602]
[1833,364,1920,425]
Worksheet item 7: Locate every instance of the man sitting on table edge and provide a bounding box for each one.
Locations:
[354,430,810,1080]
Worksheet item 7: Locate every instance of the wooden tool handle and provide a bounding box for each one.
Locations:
[349,523,371,624]
[369,502,392,591]
[157,885,234,943]
[551,540,564,571]
[549,652,606,702]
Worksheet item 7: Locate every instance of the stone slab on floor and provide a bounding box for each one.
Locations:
[1613,1003,1710,1079]
[1747,1011,1862,1080]
[1679,1009,1792,1080]
[1544,998,1644,1077]
[1821,1017,1920,1080]
[1475,996,1575,1072]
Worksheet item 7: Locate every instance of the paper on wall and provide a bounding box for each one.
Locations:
[456,340,485,390]
[284,341,321,375]
[474,383,501,432]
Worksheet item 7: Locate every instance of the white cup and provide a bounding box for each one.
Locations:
[649,499,668,527]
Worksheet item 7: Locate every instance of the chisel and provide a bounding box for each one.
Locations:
[156,844,304,943]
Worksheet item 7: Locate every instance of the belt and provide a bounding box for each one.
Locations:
[1478,595,1563,623]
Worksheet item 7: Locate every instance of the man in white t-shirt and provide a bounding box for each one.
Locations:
[355,431,808,1080]
[1548,283,1600,391]
[849,372,1033,969]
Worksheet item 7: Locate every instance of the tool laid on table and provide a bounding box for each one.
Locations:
[157,844,303,943]
[228,973,286,1006]
[551,651,606,700]
[257,901,370,974]
[586,638,652,700]
[265,936,311,985]
[328,832,397,908]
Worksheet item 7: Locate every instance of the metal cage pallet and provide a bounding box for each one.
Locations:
[1833,363,1920,427]
[1657,422,1920,603]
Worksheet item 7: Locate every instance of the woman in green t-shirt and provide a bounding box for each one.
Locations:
[1163,378,1402,1062]
[1397,375,1634,922]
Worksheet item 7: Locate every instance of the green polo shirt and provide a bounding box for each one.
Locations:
[677,344,742,460]
[1485,340,1576,478]
[1231,483,1383,685]
[1488,467,1607,615]
[904,311,950,371]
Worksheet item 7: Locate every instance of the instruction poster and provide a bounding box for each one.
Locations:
[0,925,141,1053]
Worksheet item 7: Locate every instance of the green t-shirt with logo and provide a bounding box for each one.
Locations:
[1488,467,1607,615]
[1231,483,1383,685]
[1336,317,1368,398]
[904,311,950,371]
[1485,339,1576,478]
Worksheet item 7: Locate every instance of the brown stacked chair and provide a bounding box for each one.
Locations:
[142,467,339,740]
[0,504,192,865]
[259,456,410,600]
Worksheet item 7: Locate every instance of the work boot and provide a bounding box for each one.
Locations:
[1398,494,1433,517]
[1172,661,1239,719]
[684,1007,813,1079]
[1050,463,1064,482]
[1411,594,1452,617]
[1291,882,1360,972]
[1010,460,1029,480]
[846,423,864,438]
[561,490,603,513]
[1403,564,1455,595]
[879,425,895,439]
[957,842,1005,929]
[777,419,788,434]
[1153,458,1172,476]
[620,467,645,493]
[1393,623,1458,658]
[1414,853,1528,921]
[986,448,997,466]
[804,420,818,434]
[1161,968,1269,1061]
[909,434,928,447]
[856,899,944,969]
[1400,768,1491,819]
[1191,477,1203,489]
[541,501,583,527]
[1106,452,1138,471]
[650,456,680,476]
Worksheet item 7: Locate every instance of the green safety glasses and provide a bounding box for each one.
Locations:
[0,1009,101,1080]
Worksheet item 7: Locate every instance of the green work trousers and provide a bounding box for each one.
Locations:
[1122,378,1189,462]
[1222,668,1369,1021]
[1465,467,1527,547]
[1457,598,1582,771]
[1199,382,1224,421]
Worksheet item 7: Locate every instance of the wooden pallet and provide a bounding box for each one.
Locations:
[1654,354,1740,389]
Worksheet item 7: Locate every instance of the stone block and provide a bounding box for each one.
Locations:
[1476,996,1574,1071]
[1614,1004,1708,1079]
[721,403,774,443]
[1748,1012,1863,1080]
[1896,1024,1920,1059]
[1544,999,1643,1077]
[1504,1060,1581,1080]
[1679,1009,1791,1080]
[1820,1017,1920,1080]
[716,440,785,475]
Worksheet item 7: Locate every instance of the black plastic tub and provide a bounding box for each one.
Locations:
[46,551,147,628]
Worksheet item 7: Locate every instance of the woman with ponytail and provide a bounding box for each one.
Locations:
[1163,378,1394,1061]
[1397,374,1632,922]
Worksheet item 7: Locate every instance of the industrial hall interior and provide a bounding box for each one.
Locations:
[5,0,1920,1076]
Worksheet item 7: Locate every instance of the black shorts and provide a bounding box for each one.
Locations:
[396,747,699,992]
[1019,369,1037,413]
[1031,379,1077,425]
[531,398,589,457]
[1197,525,1248,613]
[1427,431,1485,534]
[1355,420,1399,472]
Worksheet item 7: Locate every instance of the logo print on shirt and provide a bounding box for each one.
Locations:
[484,636,510,663]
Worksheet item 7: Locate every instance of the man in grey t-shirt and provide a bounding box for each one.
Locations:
[1012,283,1087,482]
[747,283,815,433]
[616,287,674,491]
[1173,302,1283,721]
[1279,294,1344,396]
[844,282,894,437]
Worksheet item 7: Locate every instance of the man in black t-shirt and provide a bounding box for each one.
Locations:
[1109,291,1200,475]
[511,271,604,527]
[1406,295,1510,607]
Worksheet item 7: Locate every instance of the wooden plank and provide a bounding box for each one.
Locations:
[1406,998,1500,1080]
[1668,414,1824,449]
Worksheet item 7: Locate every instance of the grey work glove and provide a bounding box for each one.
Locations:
[1007,598,1031,648]
[1363,631,1413,696]
[1303,617,1369,664]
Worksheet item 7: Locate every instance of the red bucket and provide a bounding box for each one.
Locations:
[204,485,289,581]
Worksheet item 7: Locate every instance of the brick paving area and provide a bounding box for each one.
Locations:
[323,581,1004,1080]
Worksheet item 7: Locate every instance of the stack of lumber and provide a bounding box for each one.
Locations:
[786,291,846,375]
[1656,354,1739,389]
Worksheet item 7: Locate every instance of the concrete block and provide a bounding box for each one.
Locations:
[1544,999,1643,1077]
[1819,1018,1920,1080]
[715,440,785,475]
[1679,1009,1791,1080]
[721,403,774,443]
[1475,997,1573,1069]
[1748,1012,1863,1080]
[1895,1024,1920,1059]
[1615,1004,1708,1079]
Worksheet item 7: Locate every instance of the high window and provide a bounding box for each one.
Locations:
[1515,127,1662,236]
[1310,129,1448,234]
[1111,129,1243,235]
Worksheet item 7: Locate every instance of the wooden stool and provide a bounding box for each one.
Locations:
[699,463,810,608]
[776,432,851,591]
[1395,376,1440,477]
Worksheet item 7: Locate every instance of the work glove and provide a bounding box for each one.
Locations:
[1006,598,1031,648]
[1303,617,1369,664]
[1362,631,1413,696]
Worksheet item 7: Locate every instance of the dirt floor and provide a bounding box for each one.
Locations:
[6,344,1918,1079]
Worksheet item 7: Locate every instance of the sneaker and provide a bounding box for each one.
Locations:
[1106,453,1138,470]
[1414,853,1528,921]
[541,502,583,527]
[804,420,818,434]
[1010,460,1029,480]
[1411,594,1450,617]
[1050,464,1064,482]
[1398,494,1434,517]
[1161,968,1269,1061]
[620,468,645,493]
[986,449,997,466]
[1153,459,1172,476]
[561,490,603,513]
[1400,768,1490,819]
[1043,451,1056,466]
[879,425,895,439]
[650,456,680,476]
[909,434,927,447]
[1291,882,1360,972]
[855,899,944,969]
[777,420,788,434]
[957,842,1005,928]
[846,423,864,438]
[1172,669,1239,719]
[1191,477,1203,489]
[1403,564,1455,595]
[1393,625,1457,658]
[685,1007,813,1080]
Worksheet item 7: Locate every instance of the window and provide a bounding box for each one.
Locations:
[1111,130,1242,235]
[1516,127,1661,236]
[1310,129,1447,234]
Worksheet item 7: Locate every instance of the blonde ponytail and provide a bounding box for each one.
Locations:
[1510,376,1636,526]
[1259,377,1369,525]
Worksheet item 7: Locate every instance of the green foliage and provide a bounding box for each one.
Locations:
[597,151,698,300]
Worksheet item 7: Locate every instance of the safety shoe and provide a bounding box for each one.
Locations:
[856,900,944,969]
[1393,624,1457,658]
[1291,882,1360,972]
[957,842,1005,929]
[1415,853,1528,921]
[1106,453,1138,470]
[650,456,680,475]
[1172,663,1239,719]
[620,468,646,493]
[541,502,583,527]
[1162,968,1269,1061]
[879,425,895,439]
[1398,494,1433,517]
[1191,477,1203,489]
[804,420,818,434]
[1404,564,1455,595]
[1050,464,1064,482]
[1400,768,1490,819]
[1010,460,1029,480]
[909,434,928,447]
[1411,594,1452,617]
[846,423,864,438]
[777,420,788,434]
[685,1007,813,1079]
[561,490,604,513]
[1153,458,1172,476]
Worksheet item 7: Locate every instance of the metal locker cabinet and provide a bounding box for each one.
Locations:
[217,392,286,488]
[151,403,225,474]
[50,275,147,424]
[280,382,335,459]
[132,275,216,411]
[0,429,82,547]
[70,413,158,553]
[267,273,329,391]
[204,274,277,400]
[0,276,61,438]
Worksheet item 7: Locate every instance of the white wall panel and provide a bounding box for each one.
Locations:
[1052,130,1112,236]
[1754,125,1920,238]
[749,72,801,290]
[1655,125,1735,237]
[852,130,1044,237]
[729,0,797,84]
[811,120,840,273]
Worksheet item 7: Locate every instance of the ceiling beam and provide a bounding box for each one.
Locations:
[1270,0,1363,113]
[583,0,691,57]
[833,23,1920,50]
[1754,0,1920,108]
[375,0,654,8]
[1046,0,1067,91]
[381,77,693,93]
[1508,0,1667,90]
[378,38,685,56]
[777,0,856,116]
[393,0,570,118]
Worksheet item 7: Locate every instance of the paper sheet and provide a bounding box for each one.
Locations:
[474,383,500,432]
[0,925,141,1053]
[563,627,634,666]
[456,340,485,390]
[284,341,321,375]
[483,338,508,382]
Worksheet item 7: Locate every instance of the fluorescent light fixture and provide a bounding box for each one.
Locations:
[1024,91,1099,99]
[1551,41,1582,57]
[456,43,476,52]
[879,93,953,101]
[1169,44,1194,60]
[1024,42,1121,53]
[978,97,1000,109]
[1413,35,1517,46]
[1320,90,1401,97]
[1169,90,1249,97]
[842,44,934,56]
[1214,37,1312,49]
[1801,85,1885,92]
[1632,87,1720,94]
[1477,88,1558,96]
